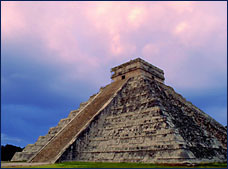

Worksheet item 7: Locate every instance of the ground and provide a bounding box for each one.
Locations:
[1,161,227,168]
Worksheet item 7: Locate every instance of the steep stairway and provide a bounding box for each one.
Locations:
[11,94,97,162]
[29,78,128,163]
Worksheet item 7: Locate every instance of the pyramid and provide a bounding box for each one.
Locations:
[12,58,227,164]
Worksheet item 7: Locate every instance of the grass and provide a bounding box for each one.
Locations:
[2,161,227,168]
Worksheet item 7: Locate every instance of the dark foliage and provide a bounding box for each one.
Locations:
[1,144,23,161]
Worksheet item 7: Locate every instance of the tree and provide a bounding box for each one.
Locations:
[1,144,23,161]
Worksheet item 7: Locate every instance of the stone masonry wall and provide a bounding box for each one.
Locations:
[111,58,164,83]
[159,83,227,150]
[146,79,227,162]
[11,92,99,162]
[57,75,226,164]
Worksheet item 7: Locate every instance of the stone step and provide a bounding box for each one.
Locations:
[11,92,100,162]
[68,110,80,119]
[89,94,97,100]
[79,102,88,109]
[30,78,128,163]
[11,152,35,162]
[48,127,61,135]
[21,144,34,153]
[57,118,71,127]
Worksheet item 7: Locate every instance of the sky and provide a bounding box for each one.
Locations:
[1,1,227,148]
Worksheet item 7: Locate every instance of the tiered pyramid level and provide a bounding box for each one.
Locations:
[11,93,98,161]
[12,58,227,164]
[58,75,226,163]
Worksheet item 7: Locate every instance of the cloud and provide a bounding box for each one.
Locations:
[1,133,23,145]
[174,22,188,34]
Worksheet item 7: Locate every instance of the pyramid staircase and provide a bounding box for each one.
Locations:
[27,78,128,163]
[11,79,127,162]
[11,58,227,164]
[11,95,98,162]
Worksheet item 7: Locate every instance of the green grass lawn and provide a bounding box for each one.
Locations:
[3,161,227,168]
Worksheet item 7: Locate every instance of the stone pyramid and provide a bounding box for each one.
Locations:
[12,58,227,164]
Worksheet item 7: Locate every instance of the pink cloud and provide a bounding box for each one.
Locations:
[1,2,28,40]
[2,1,226,89]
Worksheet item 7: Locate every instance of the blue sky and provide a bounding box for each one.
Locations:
[1,1,227,147]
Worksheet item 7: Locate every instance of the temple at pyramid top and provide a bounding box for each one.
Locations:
[111,58,165,83]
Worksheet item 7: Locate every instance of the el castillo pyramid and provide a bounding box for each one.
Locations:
[12,58,227,164]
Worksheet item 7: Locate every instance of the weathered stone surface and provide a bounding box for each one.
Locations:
[29,78,128,163]
[57,75,226,163]
[111,58,165,83]
[11,58,227,164]
[11,92,97,162]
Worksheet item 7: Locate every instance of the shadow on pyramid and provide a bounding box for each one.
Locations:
[12,58,227,164]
